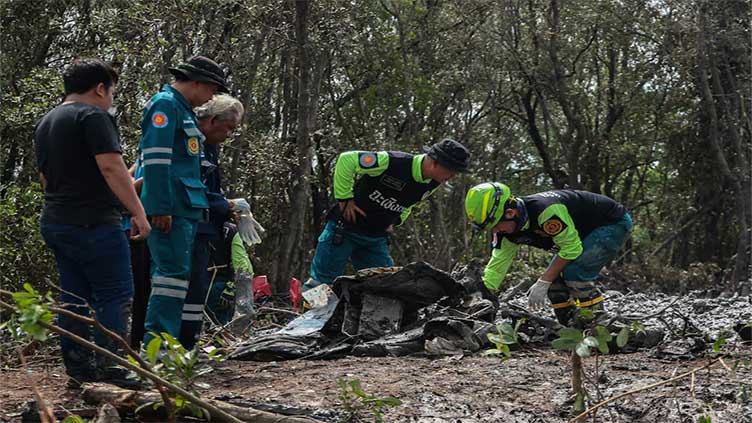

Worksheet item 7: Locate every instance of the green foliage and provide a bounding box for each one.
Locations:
[11,283,53,341]
[0,0,748,289]
[61,415,85,423]
[553,325,633,358]
[697,415,712,423]
[337,378,401,423]
[484,319,525,360]
[0,185,57,293]
[712,337,726,353]
[138,332,224,419]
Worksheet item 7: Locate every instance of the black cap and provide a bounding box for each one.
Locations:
[168,55,229,93]
[423,138,470,173]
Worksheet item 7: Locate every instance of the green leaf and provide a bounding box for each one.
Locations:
[487,333,502,344]
[499,323,514,335]
[595,326,612,342]
[697,415,712,423]
[501,334,517,344]
[631,321,645,334]
[578,308,594,320]
[558,328,584,341]
[146,337,162,364]
[380,397,401,406]
[62,415,85,423]
[552,337,579,350]
[597,340,610,354]
[595,326,611,354]
[712,337,726,353]
[616,327,630,347]
[126,354,139,366]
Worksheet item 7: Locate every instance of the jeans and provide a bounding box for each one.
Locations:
[40,222,133,374]
[309,220,394,285]
[548,213,634,309]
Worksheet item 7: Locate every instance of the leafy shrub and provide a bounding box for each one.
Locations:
[0,184,56,292]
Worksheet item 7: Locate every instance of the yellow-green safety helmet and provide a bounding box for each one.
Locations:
[465,182,512,231]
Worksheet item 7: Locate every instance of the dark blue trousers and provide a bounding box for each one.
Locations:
[41,222,133,373]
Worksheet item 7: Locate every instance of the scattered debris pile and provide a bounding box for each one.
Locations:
[230,262,752,362]
[230,262,498,360]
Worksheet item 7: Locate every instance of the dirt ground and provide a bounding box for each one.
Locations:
[2,346,751,422]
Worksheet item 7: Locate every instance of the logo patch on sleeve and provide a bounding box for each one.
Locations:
[358,152,378,168]
[152,111,169,128]
[187,137,200,155]
[542,217,565,236]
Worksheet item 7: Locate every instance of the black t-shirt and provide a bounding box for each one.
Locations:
[34,102,123,226]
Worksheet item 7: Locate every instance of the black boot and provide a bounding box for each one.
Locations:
[95,352,144,390]
[553,306,576,327]
[63,347,99,389]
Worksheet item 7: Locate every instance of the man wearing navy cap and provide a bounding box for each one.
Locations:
[138,55,229,347]
[303,139,471,292]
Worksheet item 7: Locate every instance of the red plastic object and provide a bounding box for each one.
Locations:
[252,275,272,302]
[289,278,302,310]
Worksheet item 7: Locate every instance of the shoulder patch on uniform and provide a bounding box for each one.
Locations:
[358,152,378,168]
[188,137,200,155]
[542,216,566,236]
[152,111,169,128]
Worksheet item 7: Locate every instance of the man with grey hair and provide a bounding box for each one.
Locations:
[179,94,246,348]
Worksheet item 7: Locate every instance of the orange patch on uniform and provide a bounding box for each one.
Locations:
[358,152,378,168]
[188,137,200,155]
[543,219,564,235]
[152,112,168,128]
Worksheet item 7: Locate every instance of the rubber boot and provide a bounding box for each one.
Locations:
[553,306,576,327]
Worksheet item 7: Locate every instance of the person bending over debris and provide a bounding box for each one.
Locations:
[139,56,228,348]
[465,183,633,327]
[34,58,150,388]
[304,139,470,293]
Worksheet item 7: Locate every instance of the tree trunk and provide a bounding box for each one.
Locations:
[275,0,326,291]
[695,4,751,288]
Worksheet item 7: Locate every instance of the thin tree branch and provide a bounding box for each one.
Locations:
[568,356,726,422]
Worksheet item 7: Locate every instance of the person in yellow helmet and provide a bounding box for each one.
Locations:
[465,183,633,327]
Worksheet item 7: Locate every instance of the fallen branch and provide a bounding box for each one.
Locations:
[1,288,176,420]
[82,383,323,423]
[0,299,242,423]
[18,348,55,423]
[568,356,726,422]
[47,304,176,419]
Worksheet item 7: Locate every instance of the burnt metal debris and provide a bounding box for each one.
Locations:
[230,261,752,361]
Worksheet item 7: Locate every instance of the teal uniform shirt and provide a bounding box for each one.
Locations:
[139,85,209,347]
[139,84,208,220]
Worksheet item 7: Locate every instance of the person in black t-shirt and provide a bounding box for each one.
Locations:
[34,58,150,389]
[465,183,633,327]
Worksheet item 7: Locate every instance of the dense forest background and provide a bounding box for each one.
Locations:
[1,0,749,294]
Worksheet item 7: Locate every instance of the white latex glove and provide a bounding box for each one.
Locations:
[526,278,552,310]
[230,198,251,214]
[238,212,265,245]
